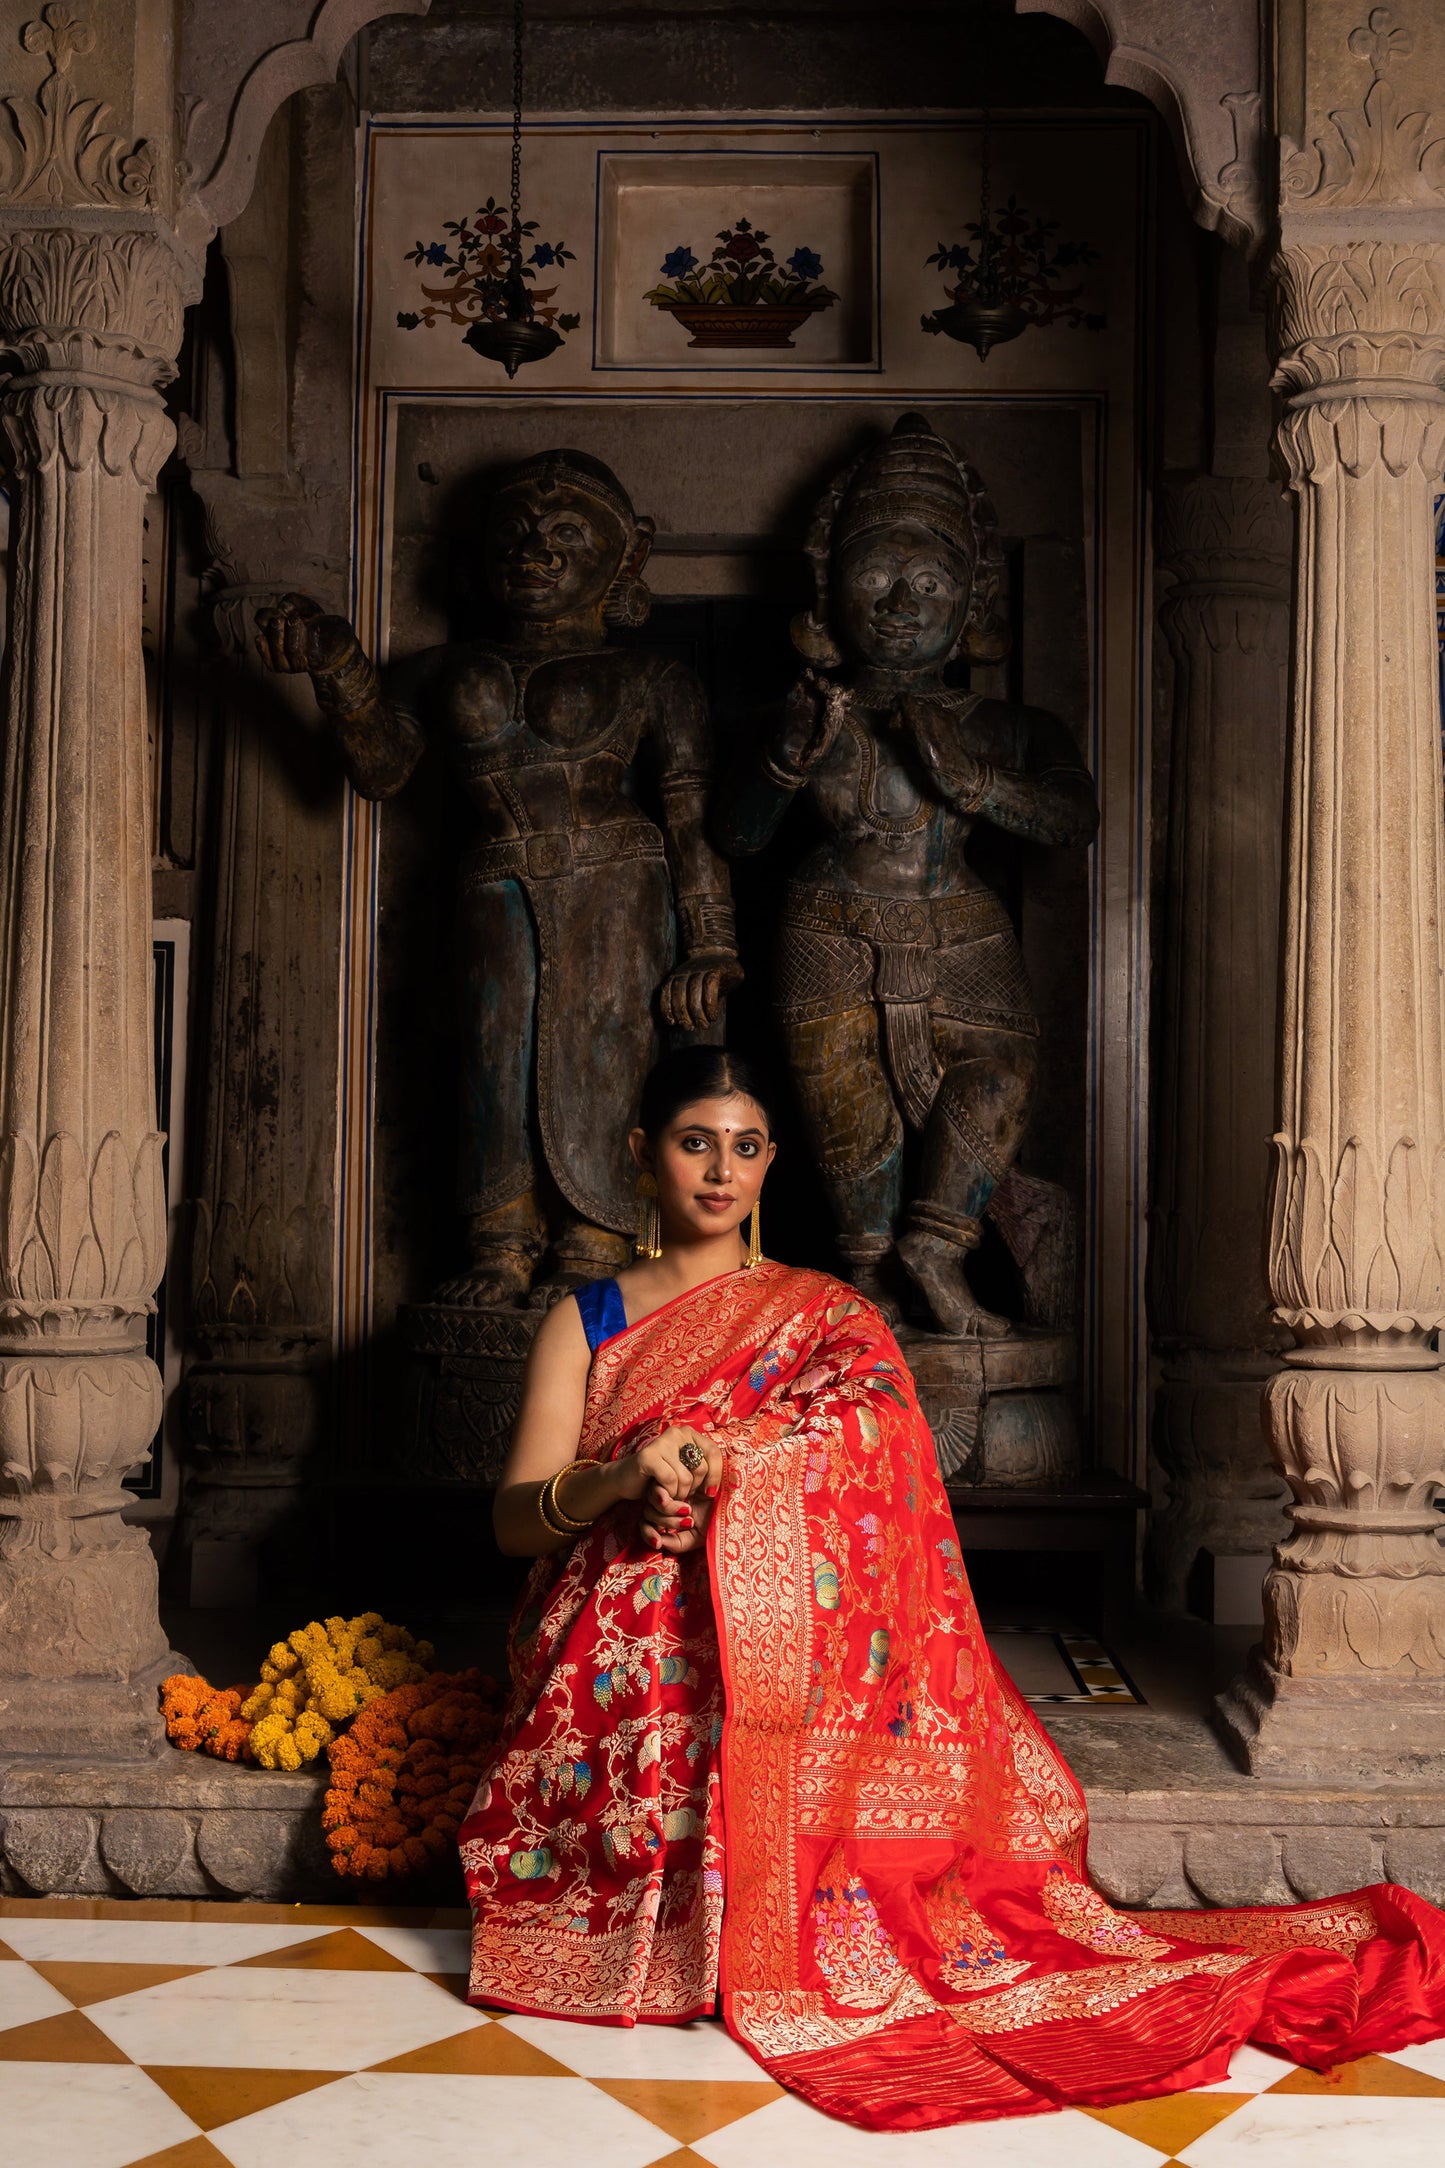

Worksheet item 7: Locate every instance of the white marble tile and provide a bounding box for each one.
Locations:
[355,1925,473,1972]
[0,2060,201,2168]
[693,2094,1163,2167]
[500,2009,762,2079]
[0,1918,333,1965]
[84,1963,487,2070]
[209,2071,674,2168]
[1384,2034,1445,2082]
[1190,2041,1300,2093]
[1181,2093,1445,2166]
[0,1958,76,2030]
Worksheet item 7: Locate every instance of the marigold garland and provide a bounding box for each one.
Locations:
[242,1613,435,1771]
[160,1611,435,1771]
[160,1674,254,1761]
[322,1669,504,1881]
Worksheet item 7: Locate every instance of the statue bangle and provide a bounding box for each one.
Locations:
[539,1461,595,1538]
[760,747,809,792]
[311,644,381,718]
[954,760,995,816]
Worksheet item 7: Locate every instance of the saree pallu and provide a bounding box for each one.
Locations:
[460,1261,1445,2129]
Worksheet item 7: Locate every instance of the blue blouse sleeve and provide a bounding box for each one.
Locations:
[573,1276,628,1354]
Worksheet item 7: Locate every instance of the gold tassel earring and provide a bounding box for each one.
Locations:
[635,1172,662,1260]
[745,1200,763,1269]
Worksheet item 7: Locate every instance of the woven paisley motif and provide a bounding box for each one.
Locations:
[1041,1865,1171,1959]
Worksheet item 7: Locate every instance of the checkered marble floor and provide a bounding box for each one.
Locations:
[3,1899,1445,2167]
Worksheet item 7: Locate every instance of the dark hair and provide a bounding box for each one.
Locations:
[637,1047,775,1140]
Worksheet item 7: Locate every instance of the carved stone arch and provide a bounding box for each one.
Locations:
[178,0,432,252]
[1015,0,1266,249]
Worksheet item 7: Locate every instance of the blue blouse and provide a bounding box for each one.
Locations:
[574,1275,628,1354]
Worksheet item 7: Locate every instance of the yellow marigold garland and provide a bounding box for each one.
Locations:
[322,1669,504,1880]
[160,1612,435,1771]
[241,1613,435,1771]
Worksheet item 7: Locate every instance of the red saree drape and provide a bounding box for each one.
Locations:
[460,1262,1445,2129]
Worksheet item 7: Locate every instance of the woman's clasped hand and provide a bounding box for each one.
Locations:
[620,1423,724,1553]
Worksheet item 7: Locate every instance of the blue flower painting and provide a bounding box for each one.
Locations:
[645,215,837,348]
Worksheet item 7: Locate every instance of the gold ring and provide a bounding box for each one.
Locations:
[679,1440,706,1473]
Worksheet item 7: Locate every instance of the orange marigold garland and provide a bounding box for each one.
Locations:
[160,1674,254,1761]
[323,1669,505,1880]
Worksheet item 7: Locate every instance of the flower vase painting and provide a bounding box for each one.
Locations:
[645,217,838,349]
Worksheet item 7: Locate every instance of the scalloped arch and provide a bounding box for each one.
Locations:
[1016,0,1266,251]
[185,0,431,241]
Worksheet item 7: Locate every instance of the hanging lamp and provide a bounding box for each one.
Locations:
[927,4,1029,362]
[463,0,562,377]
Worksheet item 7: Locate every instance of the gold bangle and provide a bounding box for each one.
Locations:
[538,1461,594,1538]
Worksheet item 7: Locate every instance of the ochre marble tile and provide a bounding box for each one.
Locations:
[1270,2053,1445,2097]
[143,2063,348,2129]
[596,2079,785,2145]
[421,1969,472,2001]
[1084,2093,1250,2154]
[0,2006,134,2061]
[0,1936,20,1959]
[640,2151,718,2168]
[368,2023,571,2077]
[122,2140,235,2168]
[231,1926,412,1972]
[0,1896,462,1926]
[33,1961,211,2007]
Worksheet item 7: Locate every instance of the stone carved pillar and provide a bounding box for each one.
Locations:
[0,227,188,1751]
[1217,237,1445,1777]
[178,474,337,1597]
[1147,476,1293,1610]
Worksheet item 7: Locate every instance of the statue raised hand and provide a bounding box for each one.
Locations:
[257,450,741,1305]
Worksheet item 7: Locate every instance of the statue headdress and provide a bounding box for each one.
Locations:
[495,447,655,628]
[792,413,1007,667]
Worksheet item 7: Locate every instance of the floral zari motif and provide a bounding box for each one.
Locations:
[461,1262,1445,2131]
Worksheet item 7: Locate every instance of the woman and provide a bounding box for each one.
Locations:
[461,1048,1445,2131]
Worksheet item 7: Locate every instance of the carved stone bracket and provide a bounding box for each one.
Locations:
[1282,7,1445,211]
[0,5,156,212]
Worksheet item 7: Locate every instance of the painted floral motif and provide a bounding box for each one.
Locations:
[922,195,1104,338]
[645,217,838,350]
[398,196,581,355]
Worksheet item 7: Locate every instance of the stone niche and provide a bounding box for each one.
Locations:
[369,397,1093,1485]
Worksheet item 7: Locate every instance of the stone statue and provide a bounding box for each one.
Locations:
[256,448,741,1304]
[720,414,1098,1336]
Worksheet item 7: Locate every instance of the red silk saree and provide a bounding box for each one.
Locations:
[460,1261,1445,2129]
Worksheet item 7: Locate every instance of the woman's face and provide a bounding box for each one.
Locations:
[631,1095,775,1247]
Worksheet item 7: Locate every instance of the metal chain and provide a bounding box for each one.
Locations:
[509,0,524,270]
[977,0,994,290]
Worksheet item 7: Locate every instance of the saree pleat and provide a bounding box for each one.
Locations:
[460,1261,1445,2127]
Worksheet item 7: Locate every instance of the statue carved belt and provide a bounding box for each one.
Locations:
[780,881,1037,1128]
[782,881,1010,948]
[463,822,665,888]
